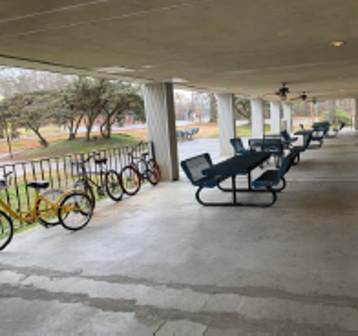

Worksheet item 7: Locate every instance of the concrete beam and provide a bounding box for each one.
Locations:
[270,101,281,134]
[251,98,264,138]
[143,83,179,181]
[217,93,236,156]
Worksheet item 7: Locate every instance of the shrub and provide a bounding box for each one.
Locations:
[319,110,351,126]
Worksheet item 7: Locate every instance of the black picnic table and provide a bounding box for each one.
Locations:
[294,130,314,146]
[202,152,271,205]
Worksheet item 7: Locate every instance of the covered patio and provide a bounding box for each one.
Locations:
[2,0,358,334]
[1,132,358,334]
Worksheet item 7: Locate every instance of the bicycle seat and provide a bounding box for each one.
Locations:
[141,151,149,157]
[95,158,107,165]
[27,181,49,189]
[0,180,8,190]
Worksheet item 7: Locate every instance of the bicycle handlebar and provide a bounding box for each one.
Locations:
[0,172,13,188]
[127,141,149,158]
[3,172,13,178]
[70,152,101,166]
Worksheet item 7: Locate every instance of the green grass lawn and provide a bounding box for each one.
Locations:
[17,133,139,160]
[17,126,63,137]
[236,125,271,137]
[208,125,271,138]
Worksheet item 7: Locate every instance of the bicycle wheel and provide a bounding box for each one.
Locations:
[36,189,64,227]
[73,179,96,209]
[120,166,141,196]
[59,192,93,231]
[147,159,160,185]
[105,170,123,201]
[0,211,13,251]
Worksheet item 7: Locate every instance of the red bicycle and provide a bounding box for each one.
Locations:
[120,148,160,196]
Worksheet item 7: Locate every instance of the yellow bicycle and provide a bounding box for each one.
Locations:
[0,173,93,251]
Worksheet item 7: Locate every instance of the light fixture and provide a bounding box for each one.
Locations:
[142,65,153,69]
[171,77,188,83]
[330,41,346,47]
[214,87,228,92]
[95,66,135,74]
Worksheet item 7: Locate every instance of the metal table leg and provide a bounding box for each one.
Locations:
[232,175,237,204]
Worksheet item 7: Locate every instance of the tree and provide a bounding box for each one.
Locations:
[100,82,144,139]
[234,97,270,124]
[63,78,145,140]
[66,78,105,141]
[235,97,251,122]
[53,89,84,141]
[0,102,19,140]
[5,91,55,147]
[0,67,74,97]
[208,93,217,122]
[320,110,351,126]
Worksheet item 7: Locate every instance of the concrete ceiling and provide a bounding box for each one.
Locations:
[0,0,358,100]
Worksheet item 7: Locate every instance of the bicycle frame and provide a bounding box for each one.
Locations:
[127,152,146,179]
[84,174,105,189]
[0,192,75,223]
[75,160,107,191]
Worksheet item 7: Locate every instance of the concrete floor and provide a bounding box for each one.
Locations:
[2,132,358,335]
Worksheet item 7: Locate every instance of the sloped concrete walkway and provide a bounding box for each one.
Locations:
[1,131,358,335]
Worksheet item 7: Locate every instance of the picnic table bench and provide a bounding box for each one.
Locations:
[252,151,297,191]
[281,130,298,146]
[182,152,278,207]
[182,151,298,207]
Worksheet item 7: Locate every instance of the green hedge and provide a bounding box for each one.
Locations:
[319,110,351,126]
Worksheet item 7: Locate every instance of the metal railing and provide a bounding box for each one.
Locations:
[0,141,154,229]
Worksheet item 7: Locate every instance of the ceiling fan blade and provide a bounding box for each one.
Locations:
[263,93,278,98]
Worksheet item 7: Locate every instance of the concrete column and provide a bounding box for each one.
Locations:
[143,82,179,181]
[355,98,358,130]
[328,100,336,124]
[251,98,264,138]
[216,93,236,156]
[270,101,281,134]
[283,102,293,133]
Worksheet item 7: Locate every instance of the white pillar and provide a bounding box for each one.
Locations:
[270,101,281,134]
[354,99,358,130]
[328,100,336,124]
[283,102,293,133]
[251,98,264,138]
[143,82,179,181]
[217,93,236,156]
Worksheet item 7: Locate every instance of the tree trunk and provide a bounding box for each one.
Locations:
[73,116,83,140]
[85,121,93,141]
[68,131,75,141]
[104,114,113,139]
[100,112,115,139]
[67,121,75,140]
[32,127,48,147]
[100,123,105,138]
[85,109,102,141]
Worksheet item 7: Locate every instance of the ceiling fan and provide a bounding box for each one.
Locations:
[291,92,308,101]
[290,92,325,104]
[264,83,290,101]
